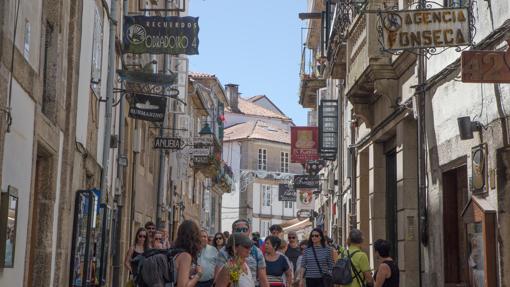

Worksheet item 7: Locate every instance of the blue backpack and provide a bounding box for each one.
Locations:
[332,250,361,285]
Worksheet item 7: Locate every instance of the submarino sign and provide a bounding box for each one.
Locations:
[128,93,166,122]
[124,16,199,55]
[380,7,470,50]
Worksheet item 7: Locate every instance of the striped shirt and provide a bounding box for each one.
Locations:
[301,246,334,278]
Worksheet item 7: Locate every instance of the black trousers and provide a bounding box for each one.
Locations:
[306,277,325,287]
[197,279,214,287]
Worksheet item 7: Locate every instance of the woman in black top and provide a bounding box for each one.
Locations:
[124,227,148,274]
[264,236,292,286]
[212,232,226,251]
[374,239,400,287]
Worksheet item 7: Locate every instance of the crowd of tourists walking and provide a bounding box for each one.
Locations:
[124,219,399,287]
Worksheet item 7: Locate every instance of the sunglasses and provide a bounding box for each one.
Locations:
[288,236,296,239]
[215,237,223,240]
[138,235,147,238]
[234,227,249,233]
[311,234,321,238]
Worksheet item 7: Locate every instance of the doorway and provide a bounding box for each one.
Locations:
[443,165,468,286]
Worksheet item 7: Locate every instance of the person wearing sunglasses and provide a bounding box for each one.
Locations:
[285,231,301,273]
[124,227,148,276]
[215,219,269,287]
[213,232,226,251]
[299,228,334,287]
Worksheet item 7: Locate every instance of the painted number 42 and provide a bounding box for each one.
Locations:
[461,40,510,83]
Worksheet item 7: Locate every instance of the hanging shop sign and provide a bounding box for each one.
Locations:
[296,189,315,210]
[193,137,213,147]
[191,148,211,157]
[193,156,210,165]
[461,40,510,83]
[118,69,177,85]
[297,209,312,220]
[294,175,320,189]
[379,7,471,51]
[278,184,296,202]
[153,137,182,150]
[471,143,487,194]
[291,127,319,163]
[128,93,167,122]
[123,16,199,55]
[305,160,326,176]
[319,100,338,160]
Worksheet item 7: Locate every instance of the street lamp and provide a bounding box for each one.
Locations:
[199,122,213,136]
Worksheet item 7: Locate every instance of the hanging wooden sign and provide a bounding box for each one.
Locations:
[461,40,510,83]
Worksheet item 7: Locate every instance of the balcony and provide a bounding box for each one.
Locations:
[345,7,410,127]
[299,47,327,109]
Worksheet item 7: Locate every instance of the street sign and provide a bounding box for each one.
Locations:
[191,148,210,157]
[117,70,177,85]
[123,16,199,55]
[128,93,166,122]
[193,137,213,146]
[278,184,296,201]
[461,40,510,83]
[297,209,312,219]
[153,137,182,150]
[379,7,471,51]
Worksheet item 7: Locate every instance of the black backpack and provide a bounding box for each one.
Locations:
[332,250,361,285]
[133,248,183,287]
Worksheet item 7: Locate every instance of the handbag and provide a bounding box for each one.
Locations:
[311,247,333,287]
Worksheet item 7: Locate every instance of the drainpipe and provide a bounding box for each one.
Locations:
[337,82,344,243]
[111,1,127,285]
[416,0,428,284]
[99,0,117,284]
[349,121,357,230]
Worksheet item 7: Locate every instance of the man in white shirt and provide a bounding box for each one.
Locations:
[198,229,218,287]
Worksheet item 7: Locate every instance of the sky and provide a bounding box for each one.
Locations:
[189,0,309,126]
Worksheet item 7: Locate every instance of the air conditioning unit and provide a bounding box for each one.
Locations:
[133,128,141,153]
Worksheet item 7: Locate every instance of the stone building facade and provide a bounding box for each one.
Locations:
[300,0,510,286]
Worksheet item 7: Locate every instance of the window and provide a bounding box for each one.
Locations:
[261,220,270,237]
[284,201,293,209]
[23,19,30,60]
[262,185,271,207]
[280,152,289,173]
[91,6,103,97]
[258,149,267,170]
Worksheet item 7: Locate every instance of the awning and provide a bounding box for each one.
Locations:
[283,219,313,233]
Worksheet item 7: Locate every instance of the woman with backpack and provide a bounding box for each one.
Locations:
[124,227,148,276]
[173,220,204,287]
[373,239,399,287]
[299,228,334,287]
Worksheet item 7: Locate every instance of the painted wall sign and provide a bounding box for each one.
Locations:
[123,16,199,55]
[128,93,167,122]
[153,137,182,150]
[296,189,315,210]
[380,7,470,50]
[461,40,510,83]
[291,127,319,163]
[294,175,320,189]
[278,184,296,201]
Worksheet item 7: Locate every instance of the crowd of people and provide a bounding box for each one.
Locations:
[124,219,400,287]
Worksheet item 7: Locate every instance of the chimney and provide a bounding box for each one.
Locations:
[225,84,239,112]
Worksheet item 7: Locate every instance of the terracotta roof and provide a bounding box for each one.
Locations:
[189,71,216,79]
[223,120,290,144]
[230,97,290,120]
